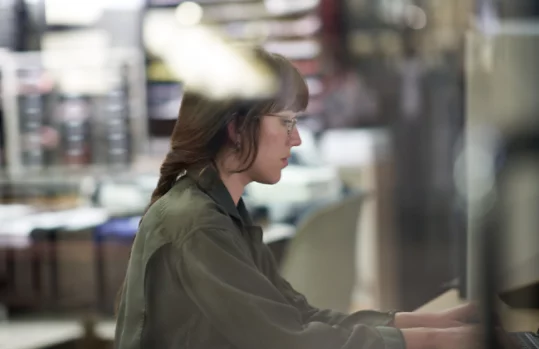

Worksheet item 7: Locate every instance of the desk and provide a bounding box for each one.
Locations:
[417,289,539,333]
[263,224,296,245]
[95,320,115,341]
[0,320,83,349]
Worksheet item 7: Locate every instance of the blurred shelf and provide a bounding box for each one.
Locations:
[1,319,84,349]
[146,0,321,23]
[148,0,261,7]
[201,10,319,24]
[263,38,322,60]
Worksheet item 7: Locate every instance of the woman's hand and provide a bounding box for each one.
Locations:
[394,303,479,329]
[431,325,483,349]
[433,303,480,327]
[401,325,483,349]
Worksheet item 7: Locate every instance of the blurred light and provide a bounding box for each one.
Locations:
[305,77,323,95]
[475,0,500,35]
[299,16,322,34]
[379,0,408,24]
[44,0,104,26]
[144,8,278,99]
[263,39,320,60]
[145,25,276,98]
[166,28,277,99]
[405,5,427,30]
[263,0,319,15]
[175,1,203,26]
[454,128,499,213]
[143,10,175,55]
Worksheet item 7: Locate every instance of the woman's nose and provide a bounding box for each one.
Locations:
[289,127,302,147]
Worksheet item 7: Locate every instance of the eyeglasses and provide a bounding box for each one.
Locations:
[267,113,298,136]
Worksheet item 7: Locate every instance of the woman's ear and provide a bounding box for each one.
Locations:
[227,121,241,151]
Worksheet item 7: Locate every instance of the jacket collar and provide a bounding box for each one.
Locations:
[185,165,253,227]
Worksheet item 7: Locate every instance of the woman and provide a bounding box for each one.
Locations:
[115,47,479,349]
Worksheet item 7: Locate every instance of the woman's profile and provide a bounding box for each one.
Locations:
[115,46,479,349]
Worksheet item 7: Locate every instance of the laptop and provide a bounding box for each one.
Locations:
[508,332,539,349]
[472,199,539,349]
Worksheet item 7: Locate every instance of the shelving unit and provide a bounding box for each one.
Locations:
[0,1,149,204]
[0,48,148,181]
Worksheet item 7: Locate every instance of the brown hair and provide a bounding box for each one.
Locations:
[115,47,307,314]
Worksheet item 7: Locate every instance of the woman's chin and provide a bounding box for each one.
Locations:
[256,172,282,185]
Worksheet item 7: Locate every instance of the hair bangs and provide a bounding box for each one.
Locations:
[268,53,309,114]
[245,49,308,117]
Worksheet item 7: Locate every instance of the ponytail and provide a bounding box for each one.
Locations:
[145,151,188,216]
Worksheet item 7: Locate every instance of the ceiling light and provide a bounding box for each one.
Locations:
[175,1,203,26]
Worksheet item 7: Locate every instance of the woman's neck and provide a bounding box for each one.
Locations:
[220,172,250,205]
[216,153,252,205]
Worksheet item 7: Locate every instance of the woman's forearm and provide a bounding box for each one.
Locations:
[394,312,438,329]
[401,325,482,349]
[400,328,438,349]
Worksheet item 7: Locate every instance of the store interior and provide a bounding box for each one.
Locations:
[1,0,539,348]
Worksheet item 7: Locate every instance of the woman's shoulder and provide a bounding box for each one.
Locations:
[142,184,238,244]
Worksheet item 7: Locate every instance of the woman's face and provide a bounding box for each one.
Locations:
[246,110,302,184]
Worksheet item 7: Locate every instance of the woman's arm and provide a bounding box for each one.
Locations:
[261,244,477,332]
[276,273,397,328]
[395,312,441,329]
[395,303,479,329]
[176,228,405,349]
[260,245,396,329]
[401,325,482,349]
[401,328,437,349]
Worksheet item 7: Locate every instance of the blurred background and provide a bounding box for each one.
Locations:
[1,0,539,348]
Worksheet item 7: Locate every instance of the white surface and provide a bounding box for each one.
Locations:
[98,182,150,214]
[0,205,34,221]
[0,320,83,349]
[63,207,110,230]
[95,320,116,341]
[0,207,110,237]
[319,129,389,167]
[0,207,110,248]
[264,39,320,60]
[264,0,320,15]
[247,165,341,205]
[262,224,296,244]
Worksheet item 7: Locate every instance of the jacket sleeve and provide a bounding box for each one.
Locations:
[175,228,405,349]
[260,244,396,329]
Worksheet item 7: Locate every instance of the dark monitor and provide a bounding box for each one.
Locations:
[465,22,539,309]
[499,0,539,19]
[21,0,46,51]
[0,0,20,50]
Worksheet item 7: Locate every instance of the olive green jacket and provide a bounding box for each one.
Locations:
[114,167,405,349]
